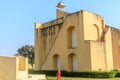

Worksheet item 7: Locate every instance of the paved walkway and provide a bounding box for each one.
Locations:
[17,74,46,80]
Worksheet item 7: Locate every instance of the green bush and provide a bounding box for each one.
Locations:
[113,69,120,77]
[29,69,117,78]
[116,72,120,77]
[108,70,116,78]
[63,71,116,78]
[29,69,57,76]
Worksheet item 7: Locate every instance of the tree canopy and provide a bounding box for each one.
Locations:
[15,45,34,68]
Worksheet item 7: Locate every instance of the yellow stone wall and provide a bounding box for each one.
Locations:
[0,56,28,80]
[0,56,16,80]
[16,57,28,79]
[35,10,113,71]
[90,41,106,71]
[104,27,113,70]
[111,27,120,69]
[82,11,104,41]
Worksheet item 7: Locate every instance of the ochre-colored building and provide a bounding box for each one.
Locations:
[34,9,120,71]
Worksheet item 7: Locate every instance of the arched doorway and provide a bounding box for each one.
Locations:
[73,55,78,71]
[53,54,61,70]
[68,53,78,71]
[57,56,61,69]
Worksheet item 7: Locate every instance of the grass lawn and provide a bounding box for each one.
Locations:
[47,76,120,80]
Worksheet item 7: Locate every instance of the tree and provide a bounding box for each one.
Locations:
[15,45,34,68]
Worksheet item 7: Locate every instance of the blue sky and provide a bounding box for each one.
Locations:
[0,0,120,56]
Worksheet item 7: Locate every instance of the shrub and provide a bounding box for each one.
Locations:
[29,69,57,76]
[108,70,116,78]
[116,72,120,77]
[29,69,117,78]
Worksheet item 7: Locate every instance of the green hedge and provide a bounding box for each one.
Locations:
[29,69,57,76]
[61,71,117,78]
[29,69,118,78]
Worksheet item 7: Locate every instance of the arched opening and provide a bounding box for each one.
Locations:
[67,26,77,48]
[73,55,78,71]
[57,56,61,69]
[93,24,100,41]
[72,28,77,48]
[53,54,61,70]
[68,53,78,71]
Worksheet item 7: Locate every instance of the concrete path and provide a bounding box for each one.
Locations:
[17,74,46,80]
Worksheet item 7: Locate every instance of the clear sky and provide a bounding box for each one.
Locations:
[0,0,120,56]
